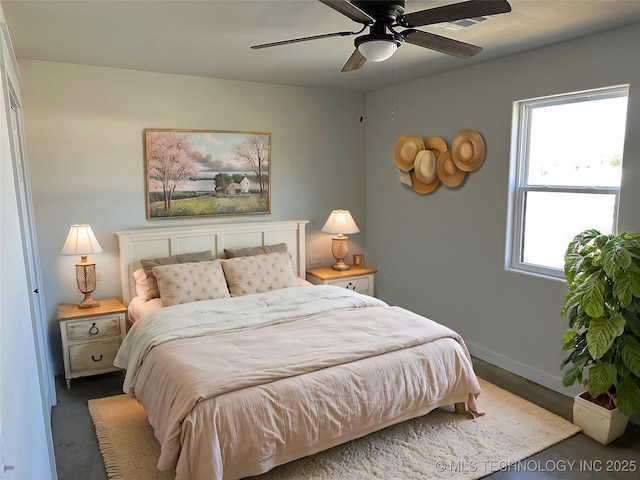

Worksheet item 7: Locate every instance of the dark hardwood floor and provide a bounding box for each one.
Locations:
[52,358,640,479]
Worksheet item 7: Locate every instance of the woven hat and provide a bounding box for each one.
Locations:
[452,129,485,172]
[423,136,448,155]
[410,170,440,194]
[436,150,466,187]
[413,150,437,184]
[394,135,424,172]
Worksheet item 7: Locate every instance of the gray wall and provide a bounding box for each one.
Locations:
[365,24,640,394]
[18,61,366,374]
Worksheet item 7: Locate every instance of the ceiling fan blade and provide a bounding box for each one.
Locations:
[401,0,511,28]
[319,0,375,24]
[341,48,367,72]
[251,31,355,49]
[404,30,482,59]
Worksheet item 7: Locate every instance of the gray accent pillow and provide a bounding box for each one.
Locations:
[223,243,287,259]
[140,250,213,300]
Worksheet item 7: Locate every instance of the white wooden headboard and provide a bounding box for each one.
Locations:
[114,220,308,305]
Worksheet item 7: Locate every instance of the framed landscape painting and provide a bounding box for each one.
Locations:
[145,129,271,219]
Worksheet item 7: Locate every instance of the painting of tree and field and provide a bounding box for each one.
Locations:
[145,129,270,218]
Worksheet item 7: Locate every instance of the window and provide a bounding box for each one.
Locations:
[508,86,628,278]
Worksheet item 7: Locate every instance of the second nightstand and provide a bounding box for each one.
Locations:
[306,266,377,296]
[57,298,127,389]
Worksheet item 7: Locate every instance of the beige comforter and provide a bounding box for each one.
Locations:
[115,285,481,480]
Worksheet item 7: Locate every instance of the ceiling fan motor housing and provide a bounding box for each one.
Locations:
[353,0,405,51]
[352,0,406,23]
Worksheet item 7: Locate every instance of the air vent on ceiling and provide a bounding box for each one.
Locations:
[431,15,494,32]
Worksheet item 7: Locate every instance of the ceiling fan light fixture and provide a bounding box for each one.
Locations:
[357,38,399,62]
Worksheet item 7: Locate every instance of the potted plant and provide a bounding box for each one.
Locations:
[561,229,640,444]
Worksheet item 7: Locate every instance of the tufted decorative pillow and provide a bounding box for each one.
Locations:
[140,250,213,300]
[153,260,230,307]
[222,251,298,296]
[223,242,287,259]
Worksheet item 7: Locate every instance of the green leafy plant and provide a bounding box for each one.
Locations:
[561,229,640,415]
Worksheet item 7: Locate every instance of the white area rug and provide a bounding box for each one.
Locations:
[88,378,580,480]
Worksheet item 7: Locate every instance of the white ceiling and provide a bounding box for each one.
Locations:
[3,0,640,92]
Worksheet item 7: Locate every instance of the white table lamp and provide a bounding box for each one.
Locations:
[321,209,360,271]
[60,224,103,308]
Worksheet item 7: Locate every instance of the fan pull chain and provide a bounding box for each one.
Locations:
[391,53,395,121]
[360,67,365,123]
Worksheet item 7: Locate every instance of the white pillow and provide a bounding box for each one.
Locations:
[133,268,149,299]
[222,251,299,296]
[153,260,231,306]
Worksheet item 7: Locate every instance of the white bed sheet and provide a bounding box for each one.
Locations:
[127,296,162,323]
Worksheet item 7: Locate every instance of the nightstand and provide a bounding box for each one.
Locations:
[306,266,377,296]
[57,298,127,389]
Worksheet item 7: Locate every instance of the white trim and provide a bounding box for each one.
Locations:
[0,23,21,94]
[506,85,628,279]
[467,341,581,397]
[468,343,640,425]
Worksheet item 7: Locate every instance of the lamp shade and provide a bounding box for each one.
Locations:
[60,224,103,255]
[321,210,360,235]
[358,39,398,62]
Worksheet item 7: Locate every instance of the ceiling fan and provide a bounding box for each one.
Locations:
[251,0,512,72]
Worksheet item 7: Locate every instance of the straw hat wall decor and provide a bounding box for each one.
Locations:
[412,146,440,194]
[414,150,438,184]
[452,129,485,172]
[394,130,485,195]
[423,136,448,156]
[394,135,425,172]
[436,150,466,187]
[410,170,440,194]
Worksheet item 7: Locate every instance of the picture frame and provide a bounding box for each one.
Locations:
[145,129,271,219]
[353,253,365,268]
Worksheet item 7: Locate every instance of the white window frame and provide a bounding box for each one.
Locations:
[507,86,627,279]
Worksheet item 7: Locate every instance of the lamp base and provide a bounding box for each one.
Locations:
[78,294,100,309]
[331,260,350,271]
[331,235,350,271]
[75,258,100,308]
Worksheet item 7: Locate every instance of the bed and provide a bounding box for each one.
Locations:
[113,220,482,480]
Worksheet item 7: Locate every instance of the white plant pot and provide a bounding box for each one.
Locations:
[573,394,629,445]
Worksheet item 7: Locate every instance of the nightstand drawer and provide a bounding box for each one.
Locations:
[66,315,121,341]
[68,338,121,373]
[330,277,370,293]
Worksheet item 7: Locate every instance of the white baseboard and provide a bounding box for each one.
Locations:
[467,342,582,397]
[467,342,640,426]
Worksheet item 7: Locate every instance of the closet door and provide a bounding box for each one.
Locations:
[8,88,57,408]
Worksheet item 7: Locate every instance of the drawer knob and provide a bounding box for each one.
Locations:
[89,323,100,335]
[91,354,103,362]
